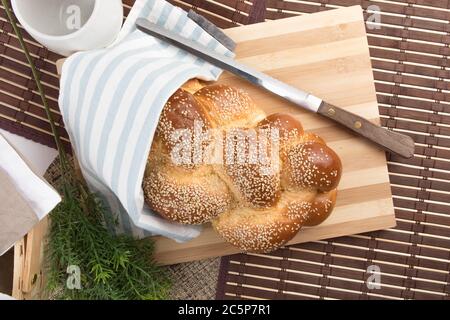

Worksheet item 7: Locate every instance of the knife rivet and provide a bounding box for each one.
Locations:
[354,121,362,129]
[327,108,335,116]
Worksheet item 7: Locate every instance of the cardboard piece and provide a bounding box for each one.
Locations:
[0,169,39,255]
[0,134,60,256]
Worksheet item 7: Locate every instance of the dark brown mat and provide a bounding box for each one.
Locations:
[0,0,263,300]
[217,0,450,300]
[1,0,449,300]
[0,249,13,295]
[0,0,262,151]
[0,0,67,150]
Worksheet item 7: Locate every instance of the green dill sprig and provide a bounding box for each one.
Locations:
[46,183,170,300]
[2,0,170,300]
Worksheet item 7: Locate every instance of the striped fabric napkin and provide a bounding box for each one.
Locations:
[58,0,233,242]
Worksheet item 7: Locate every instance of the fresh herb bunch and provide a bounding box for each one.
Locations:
[2,0,170,299]
[46,177,170,299]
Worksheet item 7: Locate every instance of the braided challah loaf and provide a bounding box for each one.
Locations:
[143,80,342,253]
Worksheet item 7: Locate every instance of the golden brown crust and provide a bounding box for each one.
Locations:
[215,119,282,208]
[222,162,281,208]
[155,88,213,154]
[282,141,342,192]
[212,191,316,253]
[211,207,301,253]
[258,113,304,143]
[301,132,325,144]
[194,84,266,128]
[143,144,232,224]
[142,169,232,224]
[143,81,342,252]
[303,189,337,226]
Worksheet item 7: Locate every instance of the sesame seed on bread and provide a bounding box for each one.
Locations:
[142,79,342,253]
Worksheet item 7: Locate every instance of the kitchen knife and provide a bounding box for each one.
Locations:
[187,10,236,52]
[136,18,415,158]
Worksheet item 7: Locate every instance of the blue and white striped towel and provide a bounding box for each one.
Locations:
[58,0,234,242]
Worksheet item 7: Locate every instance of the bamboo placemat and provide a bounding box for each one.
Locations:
[0,0,264,151]
[1,0,449,300]
[217,0,450,300]
[0,1,67,150]
[0,0,263,300]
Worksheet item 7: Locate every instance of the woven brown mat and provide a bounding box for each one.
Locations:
[44,156,221,300]
[2,0,450,300]
[168,258,221,300]
[0,0,263,151]
[217,0,450,300]
[0,1,67,150]
[0,0,266,301]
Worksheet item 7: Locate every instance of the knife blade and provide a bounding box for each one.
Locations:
[187,10,236,52]
[136,18,415,158]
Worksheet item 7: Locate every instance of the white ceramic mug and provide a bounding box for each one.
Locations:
[11,0,123,56]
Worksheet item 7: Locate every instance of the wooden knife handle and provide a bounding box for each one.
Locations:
[317,101,415,158]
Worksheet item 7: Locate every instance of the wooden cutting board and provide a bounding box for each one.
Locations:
[152,5,396,264]
[53,5,395,265]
